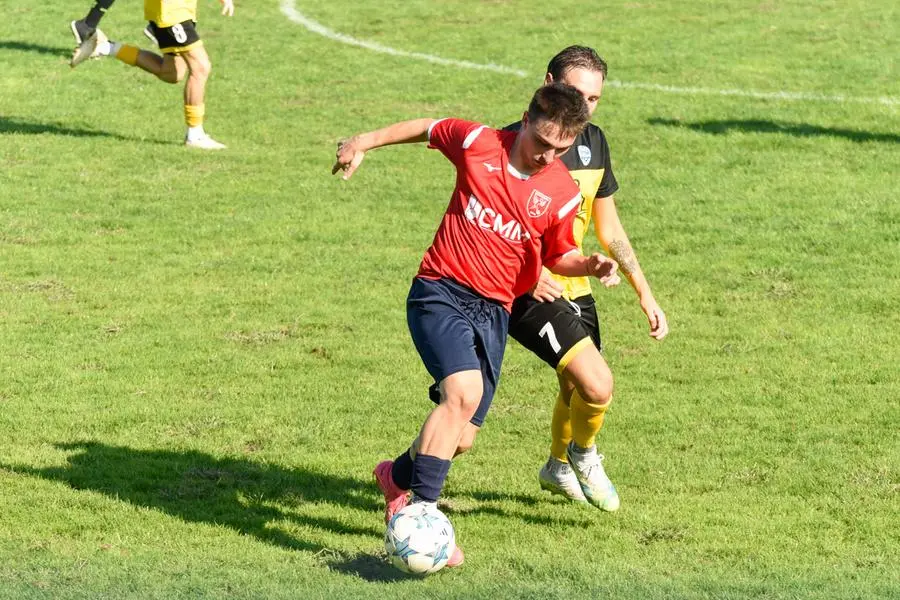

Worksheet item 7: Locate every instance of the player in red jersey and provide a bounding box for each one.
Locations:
[333,83,620,567]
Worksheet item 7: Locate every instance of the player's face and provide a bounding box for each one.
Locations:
[547,67,604,118]
[519,117,578,173]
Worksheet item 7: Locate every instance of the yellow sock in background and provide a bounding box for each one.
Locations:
[115,44,139,66]
[549,391,573,462]
[184,104,205,128]
[570,389,609,449]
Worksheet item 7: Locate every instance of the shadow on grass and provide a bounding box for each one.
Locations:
[4,441,590,581]
[0,40,71,58]
[3,441,380,554]
[0,116,171,144]
[444,489,595,528]
[326,552,419,582]
[648,117,900,144]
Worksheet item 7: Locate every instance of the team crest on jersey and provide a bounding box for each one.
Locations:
[577,145,591,166]
[526,189,552,218]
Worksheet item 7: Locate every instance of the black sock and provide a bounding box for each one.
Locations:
[409,454,451,503]
[84,0,116,30]
[391,448,414,490]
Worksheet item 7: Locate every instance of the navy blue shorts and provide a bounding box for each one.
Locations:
[407,277,509,427]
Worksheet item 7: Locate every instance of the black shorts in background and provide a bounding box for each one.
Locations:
[146,20,202,54]
[508,293,602,371]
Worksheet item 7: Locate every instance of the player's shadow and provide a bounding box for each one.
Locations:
[443,489,596,528]
[1,441,381,554]
[0,117,171,144]
[0,40,71,58]
[648,117,900,144]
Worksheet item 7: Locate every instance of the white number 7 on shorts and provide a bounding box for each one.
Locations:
[538,322,562,354]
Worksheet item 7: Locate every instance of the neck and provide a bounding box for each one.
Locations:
[509,135,535,176]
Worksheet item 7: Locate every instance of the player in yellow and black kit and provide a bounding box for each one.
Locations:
[69,0,235,149]
[506,46,669,511]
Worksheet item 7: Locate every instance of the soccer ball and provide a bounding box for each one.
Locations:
[384,502,455,575]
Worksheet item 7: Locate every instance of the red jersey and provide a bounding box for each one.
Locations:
[417,118,582,311]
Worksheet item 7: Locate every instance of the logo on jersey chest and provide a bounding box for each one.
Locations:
[464,195,530,243]
[526,189,552,218]
[577,145,591,166]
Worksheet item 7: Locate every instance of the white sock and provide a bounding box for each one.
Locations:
[186,125,206,141]
[95,40,119,57]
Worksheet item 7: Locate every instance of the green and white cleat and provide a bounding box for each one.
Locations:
[566,442,620,511]
[539,457,588,503]
[70,28,107,68]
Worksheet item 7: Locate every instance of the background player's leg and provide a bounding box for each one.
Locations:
[181,46,225,149]
[562,345,619,510]
[538,375,587,501]
[136,52,186,83]
[551,375,575,461]
[72,0,116,43]
[565,345,613,448]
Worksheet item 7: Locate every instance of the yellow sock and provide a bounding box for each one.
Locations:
[570,389,610,449]
[184,104,205,128]
[115,44,139,66]
[549,391,572,462]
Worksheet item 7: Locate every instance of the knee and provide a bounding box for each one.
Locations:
[442,390,482,421]
[579,372,613,408]
[190,55,212,81]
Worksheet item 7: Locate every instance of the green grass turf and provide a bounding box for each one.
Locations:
[0,1,898,598]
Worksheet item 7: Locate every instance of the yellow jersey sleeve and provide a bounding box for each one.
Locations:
[145,0,199,28]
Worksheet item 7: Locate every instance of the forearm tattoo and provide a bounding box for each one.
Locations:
[608,239,638,275]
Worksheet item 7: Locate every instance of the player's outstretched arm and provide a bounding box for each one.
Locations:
[220,0,235,16]
[593,195,669,340]
[548,252,620,288]
[332,118,435,180]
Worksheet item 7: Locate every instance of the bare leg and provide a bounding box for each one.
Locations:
[134,52,186,83]
[181,45,212,108]
[417,370,483,460]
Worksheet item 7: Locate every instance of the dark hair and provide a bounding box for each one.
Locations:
[526,82,590,138]
[547,45,608,81]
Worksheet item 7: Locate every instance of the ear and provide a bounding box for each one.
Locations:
[521,112,529,128]
[544,73,554,85]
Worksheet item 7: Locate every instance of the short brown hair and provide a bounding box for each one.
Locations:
[526,82,590,138]
[547,45,608,81]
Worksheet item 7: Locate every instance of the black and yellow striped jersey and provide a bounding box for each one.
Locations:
[505,121,618,299]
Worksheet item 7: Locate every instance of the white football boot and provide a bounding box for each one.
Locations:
[70,28,107,68]
[566,442,620,511]
[539,457,588,503]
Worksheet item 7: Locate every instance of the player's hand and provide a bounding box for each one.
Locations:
[641,295,669,340]
[587,253,620,288]
[220,0,234,16]
[332,137,366,180]
[530,270,563,302]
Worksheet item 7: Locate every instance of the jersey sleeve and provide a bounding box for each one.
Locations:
[427,118,486,166]
[596,132,619,198]
[540,190,581,268]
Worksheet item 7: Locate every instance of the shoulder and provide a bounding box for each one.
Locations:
[560,122,611,170]
[430,118,500,149]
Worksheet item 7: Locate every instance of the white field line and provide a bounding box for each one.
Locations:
[280,0,899,107]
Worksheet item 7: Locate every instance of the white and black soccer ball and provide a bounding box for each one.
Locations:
[384,502,455,575]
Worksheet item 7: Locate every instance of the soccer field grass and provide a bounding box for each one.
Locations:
[1,1,898,598]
